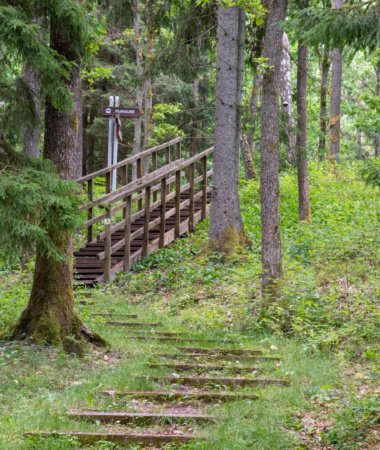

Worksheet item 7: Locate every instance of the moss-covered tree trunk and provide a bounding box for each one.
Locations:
[209,5,245,255]
[13,12,105,352]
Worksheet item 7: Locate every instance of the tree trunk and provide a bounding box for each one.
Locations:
[22,18,42,158]
[247,72,261,154]
[318,49,330,157]
[259,0,288,295]
[132,0,144,179]
[190,78,200,156]
[280,32,296,165]
[240,134,256,179]
[143,0,154,172]
[209,5,245,255]
[374,63,380,157]
[296,24,311,222]
[356,128,362,159]
[13,13,105,352]
[329,0,344,160]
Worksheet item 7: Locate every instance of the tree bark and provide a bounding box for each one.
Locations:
[318,50,330,157]
[259,0,288,295]
[240,134,255,179]
[143,0,154,172]
[280,32,296,165]
[374,63,380,157]
[13,13,105,352]
[22,17,42,158]
[190,78,200,156]
[209,5,245,255]
[247,72,261,155]
[329,0,344,160]
[296,24,311,222]
[132,0,144,179]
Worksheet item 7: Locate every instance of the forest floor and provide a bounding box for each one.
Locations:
[0,162,379,449]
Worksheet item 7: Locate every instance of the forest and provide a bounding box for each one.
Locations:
[0,0,379,449]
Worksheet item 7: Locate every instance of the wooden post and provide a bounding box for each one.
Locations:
[189,163,195,231]
[152,152,158,202]
[87,179,93,243]
[175,169,181,238]
[121,164,128,186]
[137,157,143,211]
[176,141,182,160]
[123,195,132,272]
[201,156,207,219]
[104,206,112,283]
[106,171,111,194]
[165,146,171,165]
[159,177,167,248]
[142,186,151,257]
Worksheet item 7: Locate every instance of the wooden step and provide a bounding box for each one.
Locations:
[27,432,198,446]
[158,353,281,361]
[178,347,263,355]
[149,363,263,373]
[102,389,259,401]
[69,410,215,424]
[107,321,162,328]
[127,335,242,344]
[92,313,138,319]
[143,376,288,387]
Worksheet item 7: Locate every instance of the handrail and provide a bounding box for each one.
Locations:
[77,136,183,183]
[81,146,213,210]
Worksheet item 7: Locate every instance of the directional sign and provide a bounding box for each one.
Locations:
[102,107,141,118]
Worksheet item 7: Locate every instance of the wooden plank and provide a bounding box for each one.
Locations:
[142,186,151,257]
[104,207,111,283]
[123,195,131,272]
[68,411,215,424]
[27,432,197,446]
[144,376,288,387]
[159,178,166,248]
[201,156,207,219]
[149,363,263,372]
[178,347,263,355]
[189,163,195,231]
[102,390,259,402]
[175,170,181,238]
[87,179,93,243]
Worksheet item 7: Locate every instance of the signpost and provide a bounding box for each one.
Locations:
[104,96,141,191]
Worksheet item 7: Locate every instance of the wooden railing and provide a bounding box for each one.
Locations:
[77,141,213,283]
[77,137,183,243]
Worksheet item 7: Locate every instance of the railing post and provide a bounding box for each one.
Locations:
[159,177,167,248]
[121,164,128,186]
[201,156,207,220]
[142,186,151,257]
[104,206,112,283]
[175,169,181,238]
[106,171,112,194]
[123,195,132,272]
[176,141,182,160]
[152,151,158,202]
[87,179,93,243]
[189,162,195,231]
[137,157,143,211]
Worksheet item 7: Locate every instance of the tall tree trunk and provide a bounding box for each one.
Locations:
[356,128,362,159]
[374,63,380,157]
[190,78,200,156]
[259,0,288,295]
[209,5,245,254]
[240,134,256,179]
[318,49,330,157]
[22,17,42,158]
[329,0,344,160]
[13,13,104,352]
[132,0,144,179]
[296,14,311,222]
[246,72,261,154]
[143,0,154,171]
[280,32,296,165]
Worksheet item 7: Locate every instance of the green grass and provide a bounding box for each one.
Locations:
[0,161,379,449]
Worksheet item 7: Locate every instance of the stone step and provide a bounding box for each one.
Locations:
[139,375,288,387]
[69,410,215,424]
[27,432,198,446]
[102,389,259,402]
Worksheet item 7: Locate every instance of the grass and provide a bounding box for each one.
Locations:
[0,161,379,449]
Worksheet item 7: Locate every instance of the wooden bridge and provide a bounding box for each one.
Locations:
[75,138,213,285]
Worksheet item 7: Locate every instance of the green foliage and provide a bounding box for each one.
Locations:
[0,149,83,265]
[325,395,380,449]
[360,158,380,188]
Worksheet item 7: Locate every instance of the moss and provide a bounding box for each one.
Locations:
[206,226,248,263]
[32,314,62,346]
[62,336,85,357]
